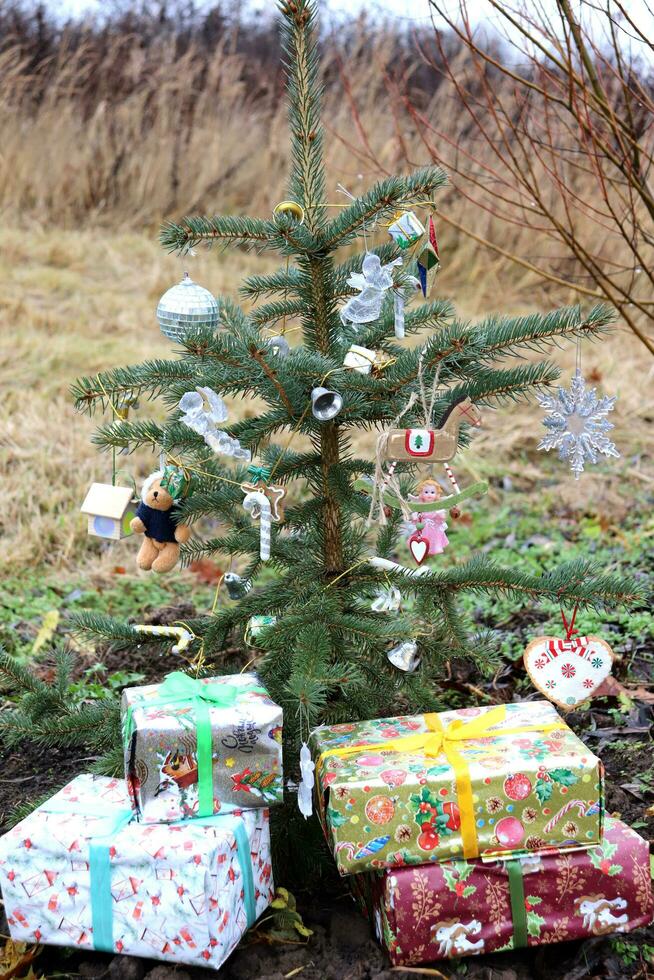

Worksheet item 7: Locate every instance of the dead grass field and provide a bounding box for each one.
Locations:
[2,221,652,582]
[1,10,652,582]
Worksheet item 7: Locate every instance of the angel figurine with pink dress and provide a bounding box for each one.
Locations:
[404,478,449,564]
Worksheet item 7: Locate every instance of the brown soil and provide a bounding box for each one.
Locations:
[1,605,652,980]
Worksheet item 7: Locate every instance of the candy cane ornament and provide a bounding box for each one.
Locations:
[132,624,193,654]
[242,490,272,561]
[543,799,588,834]
[442,462,460,495]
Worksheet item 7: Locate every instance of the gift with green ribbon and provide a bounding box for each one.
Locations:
[121,670,284,823]
[353,814,653,964]
[0,774,271,969]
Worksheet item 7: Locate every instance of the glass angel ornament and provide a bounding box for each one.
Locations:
[537,370,619,479]
[297,742,315,818]
[340,254,402,327]
[179,387,251,461]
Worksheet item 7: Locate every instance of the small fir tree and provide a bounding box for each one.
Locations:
[1,0,641,879]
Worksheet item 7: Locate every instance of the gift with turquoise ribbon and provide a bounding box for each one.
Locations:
[0,774,271,970]
[121,670,284,823]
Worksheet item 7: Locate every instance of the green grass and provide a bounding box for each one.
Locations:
[0,571,216,661]
[3,484,652,685]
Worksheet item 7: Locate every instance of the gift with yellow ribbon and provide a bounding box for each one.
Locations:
[309,701,604,876]
[121,671,284,823]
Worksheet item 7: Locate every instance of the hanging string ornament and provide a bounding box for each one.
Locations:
[387,212,425,249]
[178,387,251,461]
[223,571,251,600]
[241,465,286,522]
[340,254,402,328]
[156,273,219,343]
[297,742,315,819]
[363,356,486,565]
[524,606,615,709]
[387,639,420,672]
[537,363,619,480]
[242,489,272,561]
[415,215,440,297]
[371,584,402,613]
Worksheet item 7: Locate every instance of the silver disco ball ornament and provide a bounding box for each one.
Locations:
[156,272,219,342]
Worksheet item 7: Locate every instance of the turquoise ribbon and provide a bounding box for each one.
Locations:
[506,859,528,949]
[89,810,134,951]
[42,802,133,953]
[124,672,265,817]
[172,812,257,928]
[42,801,258,947]
[247,464,271,484]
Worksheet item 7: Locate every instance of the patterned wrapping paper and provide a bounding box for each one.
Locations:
[0,775,273,970]
[121,672,283,822]
[355,817,653,964]
[309,701,604,875]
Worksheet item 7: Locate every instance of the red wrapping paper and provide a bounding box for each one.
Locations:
[358,817,653,964]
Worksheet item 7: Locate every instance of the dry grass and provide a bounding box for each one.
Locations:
[0,11,651,581]
[1,221,652,582]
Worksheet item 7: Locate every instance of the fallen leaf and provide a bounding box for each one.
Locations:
[189,558,224,584]
[0,938,42,979]
[31,610,59,655]
[594,676,654,704]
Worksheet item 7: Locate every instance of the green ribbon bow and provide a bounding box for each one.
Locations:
[124,671,265,817]
[246,464,271,485]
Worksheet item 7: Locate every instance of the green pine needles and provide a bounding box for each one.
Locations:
[3,0,642,877]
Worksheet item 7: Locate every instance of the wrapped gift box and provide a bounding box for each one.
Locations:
[0,775,273,970]
[122,671,283,822]
[356,816,653,964]
[310,701,603,875]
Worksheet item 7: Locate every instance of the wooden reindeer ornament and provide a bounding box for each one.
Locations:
[383,397,482,462]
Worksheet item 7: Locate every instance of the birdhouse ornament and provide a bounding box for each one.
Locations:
[80,483,137,540]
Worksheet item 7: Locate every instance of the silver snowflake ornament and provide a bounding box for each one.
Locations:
[537,370,619,479]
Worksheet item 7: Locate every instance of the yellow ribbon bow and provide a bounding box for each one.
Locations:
[317,704,567,859]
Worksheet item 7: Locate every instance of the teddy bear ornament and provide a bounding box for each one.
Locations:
[130,466,191,573]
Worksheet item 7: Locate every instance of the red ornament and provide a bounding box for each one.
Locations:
[408,530,429,565]
[503,773,533,801]
[365,794,396,825]
[442,801,461,830]
[418,825,440,851]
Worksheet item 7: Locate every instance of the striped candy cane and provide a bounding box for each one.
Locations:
[132,624,193,654]
[543,799,588,834]
[442,462,460,495]
[243,490,271,561]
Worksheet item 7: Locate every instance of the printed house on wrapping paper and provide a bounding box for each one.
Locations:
[80,483,136,540]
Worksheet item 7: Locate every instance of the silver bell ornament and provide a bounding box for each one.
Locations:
[311,386,343,421]
[266,335,290,358]
[157,272,219,342]
[387,639,420,672]
[224,571,251,600]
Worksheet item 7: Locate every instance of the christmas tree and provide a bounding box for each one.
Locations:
[2,0,640,880]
